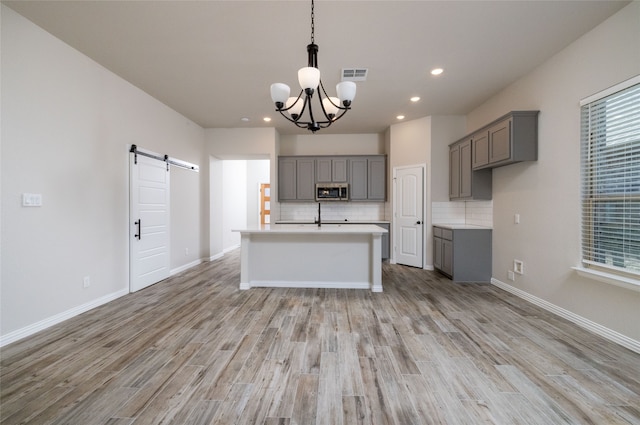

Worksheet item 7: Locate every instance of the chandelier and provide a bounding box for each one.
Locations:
[270,0,356,133]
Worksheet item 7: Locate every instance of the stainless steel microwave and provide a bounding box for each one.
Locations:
[315,183,349,201]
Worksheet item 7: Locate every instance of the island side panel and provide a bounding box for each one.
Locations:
[371,233,383,292]
[250,233,370,287]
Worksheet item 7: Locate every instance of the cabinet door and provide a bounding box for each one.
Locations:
[489,118,511,164]
[368,157,386,200]
[433,237,442,270]
[316,158,332,183]
[442,239,453,276]
[278,158,297,201]
[459,140,472,198]
[449,144,461,199]
[472,131,489,169]
[296,158,316,201]
[332,158,348,182]
[350,158,368,200]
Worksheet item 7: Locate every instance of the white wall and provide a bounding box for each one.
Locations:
[205,128,278,259]
[1,6,206,340]
[466,2,640,342]
[222,161,247,250]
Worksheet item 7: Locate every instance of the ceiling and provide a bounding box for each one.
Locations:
[4,0,629,135]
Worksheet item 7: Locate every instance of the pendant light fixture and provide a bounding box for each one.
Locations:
[270,0,356,133]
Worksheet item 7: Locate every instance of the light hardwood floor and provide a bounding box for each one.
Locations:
[1,250,639,424]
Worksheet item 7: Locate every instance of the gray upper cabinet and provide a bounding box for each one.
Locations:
[278,157,297,201]
[316,157,348,183]
[278,157,315,201]
[350,156,386,201]
[367,156,386,201]
[471,130,489,169]
[279,155,386,202]
[349,158,368,200]
[472,111,539,170]
[296,158,315,200]
[449,138,491,200]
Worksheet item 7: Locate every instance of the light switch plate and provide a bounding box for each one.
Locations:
[22,193,43,207]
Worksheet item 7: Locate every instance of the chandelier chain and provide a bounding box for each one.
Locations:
[310,0,315,44]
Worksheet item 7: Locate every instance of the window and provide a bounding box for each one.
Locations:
[580,77,640,278]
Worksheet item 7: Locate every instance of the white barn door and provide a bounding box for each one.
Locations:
[130,153,170,292]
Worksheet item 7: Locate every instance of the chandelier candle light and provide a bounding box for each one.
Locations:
[270,0,356,132]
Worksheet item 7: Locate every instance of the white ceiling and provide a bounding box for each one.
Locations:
[4,0,629,135]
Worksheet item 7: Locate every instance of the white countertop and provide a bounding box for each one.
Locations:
[275,220,390,224]
[234,223,388,234]
[433,223,492,230]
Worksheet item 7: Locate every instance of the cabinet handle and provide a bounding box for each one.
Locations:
[135,220,141,240]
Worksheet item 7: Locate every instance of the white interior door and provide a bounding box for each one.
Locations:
[394,166,424,268]
[130,154,170,292]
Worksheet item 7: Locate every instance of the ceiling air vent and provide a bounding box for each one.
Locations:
[341,68,368,82]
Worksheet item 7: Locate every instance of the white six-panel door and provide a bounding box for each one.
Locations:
[130,154,170,292]
[394,166,424,268]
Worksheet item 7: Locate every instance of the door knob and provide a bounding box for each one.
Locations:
[416,221,422,225]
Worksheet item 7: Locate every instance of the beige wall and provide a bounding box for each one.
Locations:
[466,2,640,341]
[388,116,467,267]
[279,133,385,156]
[1,6,206,339]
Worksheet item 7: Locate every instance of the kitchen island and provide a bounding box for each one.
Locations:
[233,224,387,292]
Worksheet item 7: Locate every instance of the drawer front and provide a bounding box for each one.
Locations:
[433,227,442,237]
[442,229,453,241]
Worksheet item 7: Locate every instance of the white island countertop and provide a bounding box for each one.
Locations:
[235,223,388,234]
[432,223,492,230]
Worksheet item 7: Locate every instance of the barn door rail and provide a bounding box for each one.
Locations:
[129,144,199,172]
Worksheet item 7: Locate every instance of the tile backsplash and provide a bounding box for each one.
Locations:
[279,200,491,226]
[279,202,386,222]
[432,201,493,227]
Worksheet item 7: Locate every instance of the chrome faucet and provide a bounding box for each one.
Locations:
[315,202,322,227]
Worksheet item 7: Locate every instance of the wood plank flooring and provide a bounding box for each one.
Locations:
[1,250,639,424]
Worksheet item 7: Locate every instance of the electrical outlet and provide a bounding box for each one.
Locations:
[508,270,515,281]
[185,248,189,256]
[514,260,524,275]
[83,276,90,288]
[514,213,520,224]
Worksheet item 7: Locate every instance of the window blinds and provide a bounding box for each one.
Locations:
[580,80,640,275]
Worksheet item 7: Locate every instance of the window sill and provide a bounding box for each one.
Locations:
[572,266,640,292]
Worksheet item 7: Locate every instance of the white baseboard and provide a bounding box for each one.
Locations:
[0,288,129,348]
[223,244,240,254]
[209,252,224,261]
[170,258,204,276]
[491,278,640,354]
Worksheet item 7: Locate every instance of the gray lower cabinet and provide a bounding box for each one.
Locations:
[378,223,390,260]
[433,226,491,282]
[346,222,390,260]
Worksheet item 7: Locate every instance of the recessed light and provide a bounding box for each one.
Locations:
[396,115,405,120]
[241,117,250,122]
[410,96,420,102]
[431,68,443,76]
[263,117,271,122]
